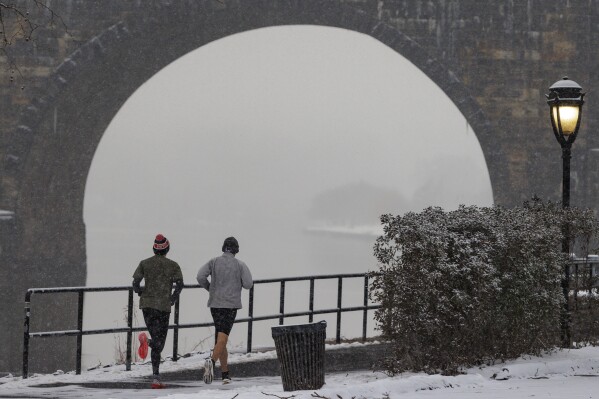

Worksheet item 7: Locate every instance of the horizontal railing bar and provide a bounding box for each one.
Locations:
[29,330,81,337]
[30,327,140,337]
[27,304,382,337]
[28,286,132,294]
[82,327,145,335]
[570,259,599,264]
[253,273,368,284]
[26,274,369,296]
[31,323,209,337]
[170,322,214,329]
[235,305,382,323]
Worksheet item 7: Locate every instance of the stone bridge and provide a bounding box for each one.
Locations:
[1,0,598,373]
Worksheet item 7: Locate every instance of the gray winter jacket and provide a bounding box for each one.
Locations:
[196,252,253,309]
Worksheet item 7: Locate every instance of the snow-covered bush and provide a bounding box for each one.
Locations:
[371,199,599,375]
[566,207,599,346]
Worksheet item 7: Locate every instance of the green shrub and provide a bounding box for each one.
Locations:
[371,199,598,375]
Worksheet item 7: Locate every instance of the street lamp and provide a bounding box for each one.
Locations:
[546,76,585,347]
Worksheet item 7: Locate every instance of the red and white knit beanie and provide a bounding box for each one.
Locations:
[153,234,170,251]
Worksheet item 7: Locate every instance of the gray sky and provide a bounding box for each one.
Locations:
[81,25,492,366]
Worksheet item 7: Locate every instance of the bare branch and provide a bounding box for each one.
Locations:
[31,0,69,36]
[261,392,297,399]
[311,393,331,399]
[0,1,37,45]
[0,0,68,78]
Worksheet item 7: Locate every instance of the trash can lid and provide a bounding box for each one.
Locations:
[271,320,327,337]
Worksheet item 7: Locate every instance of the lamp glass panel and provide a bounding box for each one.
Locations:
[552,105,580,135]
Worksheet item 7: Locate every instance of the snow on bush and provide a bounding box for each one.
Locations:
[371,198,599,375]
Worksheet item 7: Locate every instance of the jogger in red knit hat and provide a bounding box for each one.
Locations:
[133,234,184,389]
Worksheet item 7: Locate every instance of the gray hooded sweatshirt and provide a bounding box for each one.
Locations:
[196,252,253,309]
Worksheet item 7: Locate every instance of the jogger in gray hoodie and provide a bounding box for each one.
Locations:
[196,236,253,384]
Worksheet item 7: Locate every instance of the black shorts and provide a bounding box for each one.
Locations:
[210,308,237,336]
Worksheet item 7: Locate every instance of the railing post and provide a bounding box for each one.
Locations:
[76,290,84,375]
[279,281,285,325]
[173,298,180,361]
[126,288,133,371]
[574,263,579,310]
[309,278,315,323]
[363,274,369,342]
[247,285,254,353]
[591,262,596,311]
[22,290,32,379]
[336,277,342,344]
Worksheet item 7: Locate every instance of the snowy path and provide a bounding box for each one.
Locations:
[0,376,281,399]
[2,344,598,399]
[1,371,597,399]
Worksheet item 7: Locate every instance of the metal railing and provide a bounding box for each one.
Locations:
[23,273,380,378]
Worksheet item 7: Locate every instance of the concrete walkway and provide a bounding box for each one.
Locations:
[23,342,391,391]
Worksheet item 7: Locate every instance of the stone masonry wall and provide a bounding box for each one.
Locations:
[1,0,598,373]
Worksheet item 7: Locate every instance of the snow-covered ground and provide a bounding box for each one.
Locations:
[1,342,598,398]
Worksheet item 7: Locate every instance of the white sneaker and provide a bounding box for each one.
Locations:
[203,358,214,384]
[222,371,231,384]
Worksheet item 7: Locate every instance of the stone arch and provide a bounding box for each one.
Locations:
[3,0,496,372]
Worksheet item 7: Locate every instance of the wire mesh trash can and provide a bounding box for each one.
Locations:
[271,320,327,391]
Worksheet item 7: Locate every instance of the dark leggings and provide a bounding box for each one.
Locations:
[142,308,170,375]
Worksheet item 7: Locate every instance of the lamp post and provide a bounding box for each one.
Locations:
[546,76,585,347]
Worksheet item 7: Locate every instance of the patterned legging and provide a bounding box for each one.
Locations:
[142,308,170,375]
